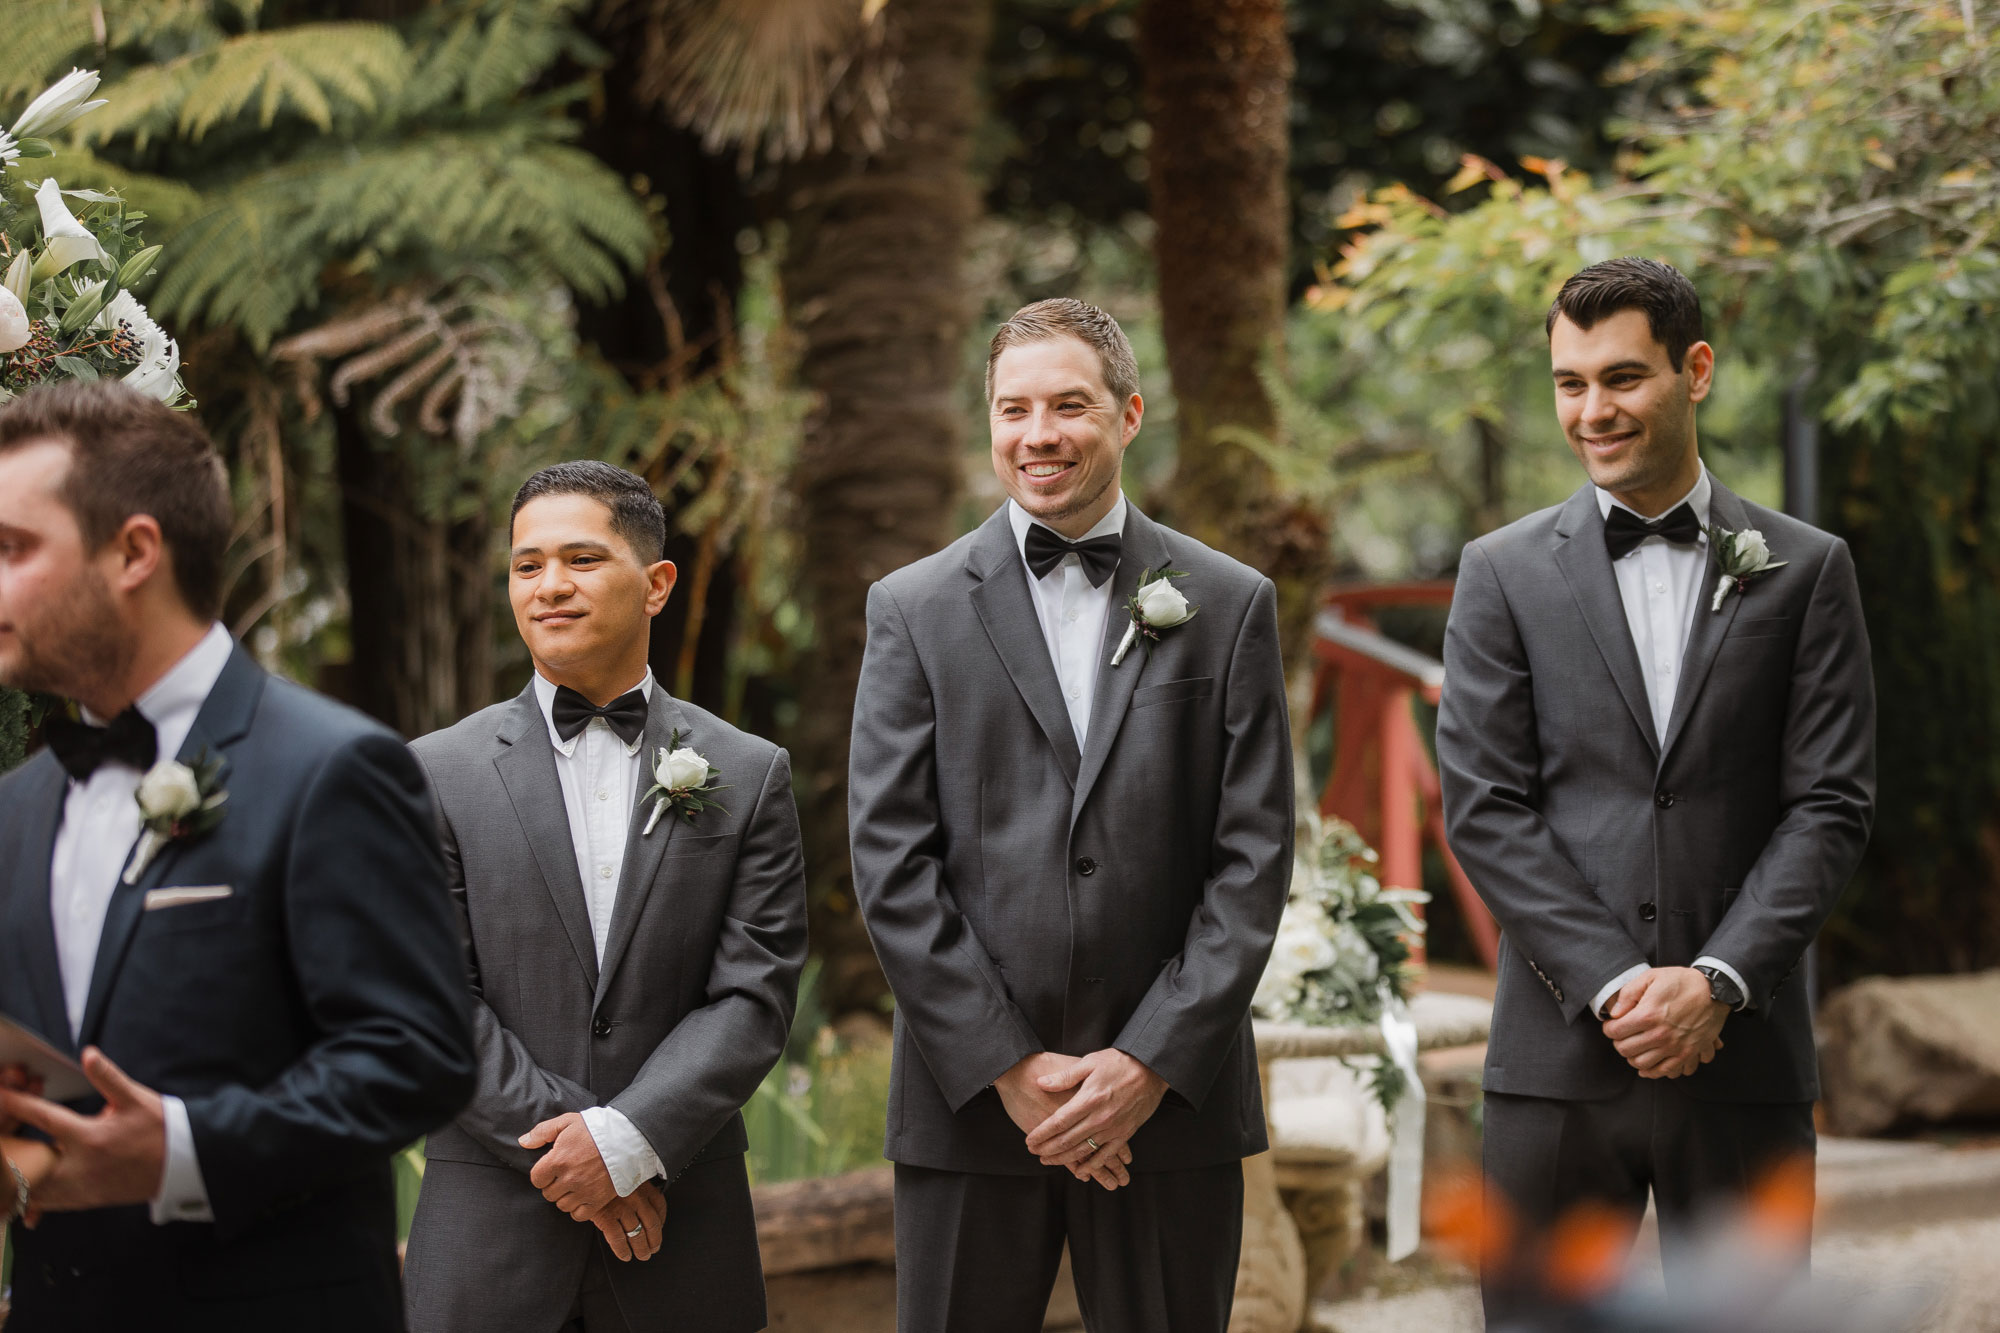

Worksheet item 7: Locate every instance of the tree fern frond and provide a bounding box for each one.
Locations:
[151,126,648,348]
[85,25,412,146]
[400,0,597,116]
[3,0,266,98]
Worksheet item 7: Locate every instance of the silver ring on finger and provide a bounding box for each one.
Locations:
[624,1225,644,1238]
[1086,1137,1100,1151]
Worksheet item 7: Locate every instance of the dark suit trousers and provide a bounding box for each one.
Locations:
[1481,1080,1815,1320]
[893,1162,1242,1333]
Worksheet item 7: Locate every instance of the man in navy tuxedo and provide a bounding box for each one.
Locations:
[0,382,476,1331]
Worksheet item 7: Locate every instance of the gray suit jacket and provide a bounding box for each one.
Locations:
[1437,478,1875,1102]
[401,684,808,1332]
[849,504,1294,1175]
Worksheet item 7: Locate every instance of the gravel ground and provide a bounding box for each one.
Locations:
[1313,1216,2000,1333]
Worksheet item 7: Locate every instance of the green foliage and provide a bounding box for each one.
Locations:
[1319,0,2000,977]
[742,959,893,1185]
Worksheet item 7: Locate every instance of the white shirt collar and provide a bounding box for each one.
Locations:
[532,668,654,758]
[1006,491,1128,571]
[1595,463,1712,530]
[82,622,234,770]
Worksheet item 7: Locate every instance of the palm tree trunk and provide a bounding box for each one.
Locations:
[782,0,993,1013]
[1140,0,1329,661]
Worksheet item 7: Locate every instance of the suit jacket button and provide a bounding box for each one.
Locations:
[1075,856,1097,876]
[1655,791,1678,808]
[592,1017,613,1038]
[1639,901,1657,921]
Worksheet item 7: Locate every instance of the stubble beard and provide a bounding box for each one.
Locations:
[0,566,134,703]
[1023,465,1117,530]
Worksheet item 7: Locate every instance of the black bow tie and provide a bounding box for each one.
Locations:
[550,686,648,746]
[44,707,159,782]
[1603,502,1703,562]
[1023,523,1122,587]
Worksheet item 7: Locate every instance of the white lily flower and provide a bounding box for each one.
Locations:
[2,250,30,303]
[81,281,184,402]
[0,129,19,168]
[29,177,110,283]
[11,69,108,140]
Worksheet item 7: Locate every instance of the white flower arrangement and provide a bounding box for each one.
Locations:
[2,70,186,406]
[640,730,728,835]
[1705,524,1787,611]
[1254,813,1429,1111]
[1110,567,1197,666]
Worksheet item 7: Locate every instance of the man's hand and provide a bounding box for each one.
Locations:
[0,1065,44,1135]
[995,1053,1133,1190]
[1602,967,1727,1078]
[520,1111,618,1218]
[1022,1049,1168,1184]
[591,1179,667,1262]
[0,1048,164,1216]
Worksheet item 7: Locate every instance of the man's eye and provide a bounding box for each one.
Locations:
[515,563,539,576]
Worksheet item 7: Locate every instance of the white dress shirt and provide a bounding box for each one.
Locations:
[1008,492,1128,746]
[529,671,665,1197]
[48,620,233,1225]
[1586,466,1750,1017]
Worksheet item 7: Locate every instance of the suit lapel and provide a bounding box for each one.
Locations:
[1552,486,1661,756]
[1660,480,1750,762]
[967,508,1082,786]
[594,691,687,1007]
[6,756,78,1053]
[493,688,601,992]
[79,644,264,1048]
[1071,506,1172,823]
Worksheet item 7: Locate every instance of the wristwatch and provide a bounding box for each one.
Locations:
[1694,964,1746,1011]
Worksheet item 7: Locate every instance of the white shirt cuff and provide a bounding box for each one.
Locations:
[580,1106,664,1198]
[150,1094,213,1225]
[1693,955,1752,1009]
[1591,963,1652,1020]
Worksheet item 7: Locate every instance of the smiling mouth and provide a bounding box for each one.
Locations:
[1022,461,1075,480]
[535,611,584,624]
[1583,431,1637,450]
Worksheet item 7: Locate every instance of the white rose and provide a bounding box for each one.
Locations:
[1133,577,1193,628]
[1735,528,1770,568]
[655,746,710,792]
[1252,954,1303,1019]
[1331,922,1381,984]
[1272,908,1338,976]
[0,286,29,354]
[136,761,202,821]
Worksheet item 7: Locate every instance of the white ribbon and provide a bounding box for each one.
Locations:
[1380,1000,1426,1261]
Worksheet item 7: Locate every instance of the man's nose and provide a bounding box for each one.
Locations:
[1023,407,1065,446]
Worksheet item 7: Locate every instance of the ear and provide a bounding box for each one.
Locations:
[105,514,167,596]
[644,559,678,618]
[1684,341,1716,403]
[1120,393,1145,449]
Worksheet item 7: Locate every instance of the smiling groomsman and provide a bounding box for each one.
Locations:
[402,462,808,1333]
[849,299,1294,1332]
[1435,258,1876,1317]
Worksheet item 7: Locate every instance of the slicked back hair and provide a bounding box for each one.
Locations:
[510,460,667,564]
[0,381,231,620]
[1545,257,1705,372]
[985,298,1141,406]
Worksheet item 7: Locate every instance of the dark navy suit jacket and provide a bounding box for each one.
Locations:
[0,644,476,1331]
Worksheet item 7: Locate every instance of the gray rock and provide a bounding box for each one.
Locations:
[1818,971,2000,1137]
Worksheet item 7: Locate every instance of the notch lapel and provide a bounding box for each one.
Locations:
[1552,486,1661,757]
[1659,481,1750,762]
[79,645,264,1049]
[5,756,78,1054]
[1071,507,1171,823]
[494,688,600,992]
[594,692,688,1007]
[967,509,1082,786]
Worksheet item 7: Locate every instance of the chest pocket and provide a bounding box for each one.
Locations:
[1133,676,1214,709]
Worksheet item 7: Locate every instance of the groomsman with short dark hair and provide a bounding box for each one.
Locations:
[1437,257,1876,1316]
[850,298,1295,1332]
[403,460,808,1333]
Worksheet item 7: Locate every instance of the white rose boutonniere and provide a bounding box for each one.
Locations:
[1706,524,1788,611]
[125,752,227,884]
[641,730,729,835]
[1110,567,1198,666]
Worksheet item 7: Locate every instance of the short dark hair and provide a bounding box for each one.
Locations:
[1545,257,1705,372]
[0,382,231,620]
[510,461,666,563]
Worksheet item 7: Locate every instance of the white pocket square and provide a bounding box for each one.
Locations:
[144,885,233,911]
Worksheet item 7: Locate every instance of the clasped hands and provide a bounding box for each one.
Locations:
[1600,966,1728,1079]
[518,1112,664,1262]
[996,1049,1168,1192]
